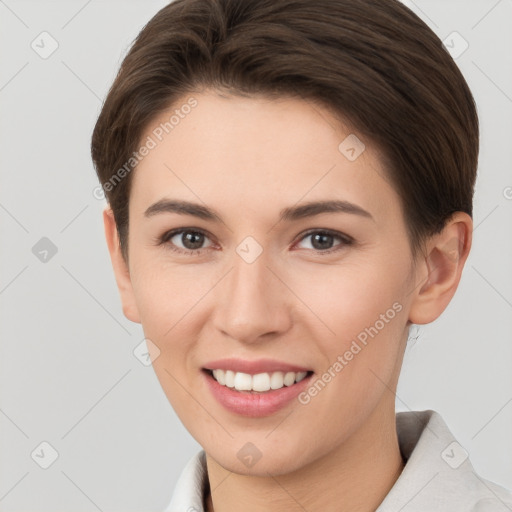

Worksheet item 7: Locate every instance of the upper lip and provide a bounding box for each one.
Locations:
[203,358,312,375]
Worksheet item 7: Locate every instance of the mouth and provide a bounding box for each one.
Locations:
[201,358,315,416]
[202,368,314,393]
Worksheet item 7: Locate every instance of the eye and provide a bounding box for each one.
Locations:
[160,228,214,255]
[295,229,353,254]
[158,227,353,256]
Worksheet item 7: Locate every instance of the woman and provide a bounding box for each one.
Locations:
[91,0,512,510]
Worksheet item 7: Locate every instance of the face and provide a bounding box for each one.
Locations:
[116,91,421,476]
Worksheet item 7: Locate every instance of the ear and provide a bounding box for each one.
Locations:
[103,206,141,324]
[408,212,472,325]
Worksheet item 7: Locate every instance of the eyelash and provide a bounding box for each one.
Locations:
[157,227,354,256]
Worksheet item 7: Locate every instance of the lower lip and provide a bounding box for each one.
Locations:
[202,370,313,417]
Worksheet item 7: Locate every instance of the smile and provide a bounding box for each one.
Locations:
[201,359,315,417]
[207,369,311,393]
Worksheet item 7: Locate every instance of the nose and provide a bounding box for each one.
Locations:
[211,250,292,344]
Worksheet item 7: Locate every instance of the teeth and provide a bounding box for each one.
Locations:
[234,372,252,391]
[212,369,225,386]
[296,371,308,383]
[252,373,271,392]
[270,371,284,390]
[210,369,309,392]
[283,372,296,386]
[224,370,235,388]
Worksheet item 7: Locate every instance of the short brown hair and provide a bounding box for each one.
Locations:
[91,0,479,261]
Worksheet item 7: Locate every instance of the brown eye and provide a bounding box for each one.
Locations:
[161,228,214,254]
[296,230,353,253]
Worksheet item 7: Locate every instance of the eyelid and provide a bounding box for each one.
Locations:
[159,226,212,244]
[294,227,354,245]
[158,227,354,255]
[291,228,354,254]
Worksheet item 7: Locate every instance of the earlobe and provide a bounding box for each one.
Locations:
[103,206,141,324]
[408,212,472,325]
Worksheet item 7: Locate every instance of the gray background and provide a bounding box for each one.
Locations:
[0,0,511,510]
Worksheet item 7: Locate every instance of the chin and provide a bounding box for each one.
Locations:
[205,438,318,478]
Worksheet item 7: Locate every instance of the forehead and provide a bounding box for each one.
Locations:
[130,91,400,223]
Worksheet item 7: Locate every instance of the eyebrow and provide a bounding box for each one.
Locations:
[144,198,373,222]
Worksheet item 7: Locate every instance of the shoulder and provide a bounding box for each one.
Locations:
[377,410,512,512]
[469,478,512,511]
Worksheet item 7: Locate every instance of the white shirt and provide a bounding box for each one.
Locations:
[164,410,512,511]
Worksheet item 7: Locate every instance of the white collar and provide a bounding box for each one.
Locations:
[165,410,512,512]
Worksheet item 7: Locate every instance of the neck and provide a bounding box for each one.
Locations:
[204,405,405,512]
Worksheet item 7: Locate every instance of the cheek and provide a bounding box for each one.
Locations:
[129,261,207,417]
[292,254,410,402]
[130,255,208,336]
[128,269,193,396]
[293,253,408,341]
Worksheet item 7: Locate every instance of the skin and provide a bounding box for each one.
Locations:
[103,90,472,512]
